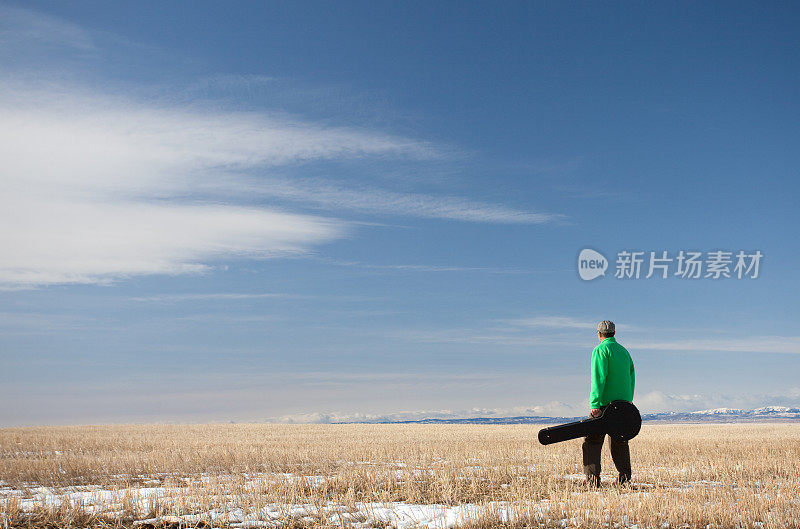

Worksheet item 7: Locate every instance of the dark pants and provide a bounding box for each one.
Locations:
[582,432,632,486]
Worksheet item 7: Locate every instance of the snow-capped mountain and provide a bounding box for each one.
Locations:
[383,406,800,424]
[677,406,800,420]
[752,406,800,414]
[690,408,744,415]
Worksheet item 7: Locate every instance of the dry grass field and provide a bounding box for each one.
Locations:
[1,423,799,528]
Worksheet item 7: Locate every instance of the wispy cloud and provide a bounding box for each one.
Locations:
[503,315,639,331]
[0,6,563,290]
[0,311,104,334]
[504,315,598,330]
[271,389,800,422]
[385,315,800,355]
[391,314,619,346]
[0,197,346,288]
[268,400,583,423]
[0,5,95,54]
[233,176,562,224]
[628,336,800,354]
[0,83,558,289]
[319,258,548,274]
[635,391,711,414]
[0,80,434,289]
[129,293,303,302]
[636,389,800,413]
[392,328,573,346]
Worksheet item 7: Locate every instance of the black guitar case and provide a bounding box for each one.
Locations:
[538,400,641,445]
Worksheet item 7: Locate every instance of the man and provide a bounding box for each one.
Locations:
[583,320,635,487]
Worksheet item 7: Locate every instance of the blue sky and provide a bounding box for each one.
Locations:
[2,1,799,425]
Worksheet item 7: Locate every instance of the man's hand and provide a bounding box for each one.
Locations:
[590,408,603,418]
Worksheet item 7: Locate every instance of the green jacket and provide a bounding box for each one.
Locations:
[590,336,635,409]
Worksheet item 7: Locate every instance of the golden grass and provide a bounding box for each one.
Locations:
[1,423,799,528]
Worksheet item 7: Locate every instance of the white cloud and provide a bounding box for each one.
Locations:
[503,315,638,331]
[0,81,432,289]
[432,315,799,355]
[628,336,800,354]
[0,6,562,289]
[504,315,597,330]
[0,81,432,194]
[271,391,800,422]
[636,389,800,414]
[236,176,561,224]
[392,314,616,346]
[0,5,95,54]
[0,78,560,288]
[635,391,713,414]
[129,293,300,302]
[320,258,539,273]
[269,401,583,423]
[0,197,344,288]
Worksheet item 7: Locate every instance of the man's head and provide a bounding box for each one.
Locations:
[597,320,615,341]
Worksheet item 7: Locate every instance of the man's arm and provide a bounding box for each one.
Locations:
[589,346,608,410]
[630,360,635,397]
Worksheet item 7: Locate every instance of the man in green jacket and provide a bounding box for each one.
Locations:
[583,320,635,486]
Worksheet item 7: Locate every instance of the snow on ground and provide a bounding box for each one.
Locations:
[140,501,537,529]
[2,472,695,528]
[3,481,552,529]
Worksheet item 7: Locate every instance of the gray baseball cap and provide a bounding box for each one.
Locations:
[597,320,615,334]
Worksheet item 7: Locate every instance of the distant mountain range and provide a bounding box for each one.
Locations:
[385,406,800,424]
